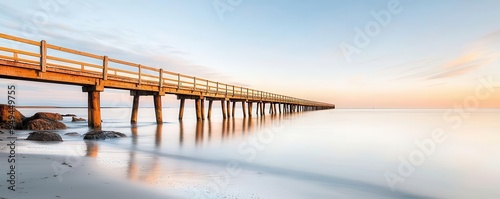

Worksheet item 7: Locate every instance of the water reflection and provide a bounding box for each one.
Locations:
[195,121,203,146]
[85,141,99,157]
[155,124,162,148]
[84,114,292,187]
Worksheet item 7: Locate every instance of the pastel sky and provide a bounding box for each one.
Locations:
[0,0,499,108]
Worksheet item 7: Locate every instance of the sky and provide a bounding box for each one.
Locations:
[0,0,499,108]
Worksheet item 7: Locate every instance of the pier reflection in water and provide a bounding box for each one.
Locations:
[84,113,295,187]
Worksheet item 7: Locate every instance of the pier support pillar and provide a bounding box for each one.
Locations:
[87,91,101,129]
[248,102,253,117]
[153,95,163,124]
[221,100,227,119]
[242,101,247,117]
[201,99,205,120]
[195,99,202,120]
[208,100,213,120]
[256,102,260,115]
[232,101,236,117]
[83,85,103,129]
[278,103,282,114]
[226,100,231,118]
[131,95,139,123]
[179,98,185,120]
[261,102,265,116]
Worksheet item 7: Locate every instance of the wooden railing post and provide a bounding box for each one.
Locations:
[40,40,47,72]
[159,68,163,87]
[102,56,108,80]
[177,73,180,89]
[138,64,142,84]
[225,84,228,96]
[216,82,219,94]
[194,77,196,90]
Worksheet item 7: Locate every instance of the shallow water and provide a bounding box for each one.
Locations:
[3,108,500,198]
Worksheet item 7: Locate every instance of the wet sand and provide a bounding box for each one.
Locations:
[0,143,174,199]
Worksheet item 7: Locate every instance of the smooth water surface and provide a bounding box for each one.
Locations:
[4,108,500,198]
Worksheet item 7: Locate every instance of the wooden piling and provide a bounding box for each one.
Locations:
[131,95,139,123]
[87,92,93,127]
[178,98,185,120]
[90,91,101,129]
[248,102,253,117]
[256,102,260,115]
[221,100,227,119]
[201,99,205,120]
[232,101,236,117]
[208,100,213,120]
[195,99,202,120]
[242,101,247,117]
[226,100,231,118]
[153,95,162,123]
[261,102,265,116]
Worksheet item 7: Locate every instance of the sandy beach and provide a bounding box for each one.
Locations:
[0,139,175,199]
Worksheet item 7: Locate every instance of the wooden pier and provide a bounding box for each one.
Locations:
[0,33,334,129]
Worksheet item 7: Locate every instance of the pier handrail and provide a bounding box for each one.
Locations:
[0,32,333,107]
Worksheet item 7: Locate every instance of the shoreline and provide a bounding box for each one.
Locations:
[0,148,175,199]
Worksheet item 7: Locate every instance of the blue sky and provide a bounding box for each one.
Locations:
[0,0,499,108]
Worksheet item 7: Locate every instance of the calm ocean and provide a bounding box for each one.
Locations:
[7,108,500,198]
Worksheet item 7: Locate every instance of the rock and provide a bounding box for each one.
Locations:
[23,119,67,130]
[64,132,80,136]
[22,112,66,130]
[83,130,126,140]
[26,131,63,141]
[0,104,25,129]
[61,114,77,117]
[71,116,86,122]
[29,112,63,121]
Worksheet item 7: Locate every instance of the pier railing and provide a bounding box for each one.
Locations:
[0,33,333,107]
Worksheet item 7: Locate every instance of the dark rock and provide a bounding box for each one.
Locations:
[29,112,63,121]
[22,112,66,130]
[61,114,77,117]
[64,132,80,136]
[23,119,67,130]
[71,116,86,122]
[26,131,63,141]
[0,104,25,129]
[83,130,126,140]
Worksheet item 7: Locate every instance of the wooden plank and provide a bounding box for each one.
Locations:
[140,65,159,72]
[0,46,40,57]
[46,55,102,69]
[0,55,38,64]
[0,33,39,45]
[47,43,103,60]
[108,67,138,76]
[108,58,140,67]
